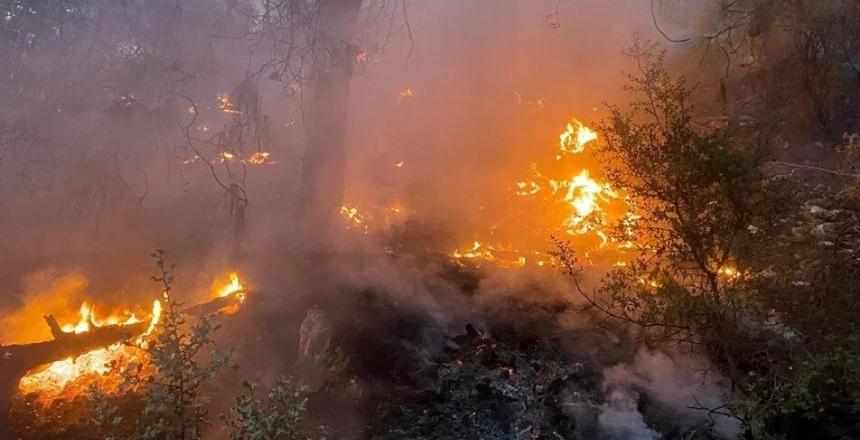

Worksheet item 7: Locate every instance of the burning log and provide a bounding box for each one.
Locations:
[181,290,246,316]
[0,271,247,437]
[0,320,150,438]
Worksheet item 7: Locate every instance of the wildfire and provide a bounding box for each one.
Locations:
[333,116,632,270]
[211,271,248,315]
[248,151,270,164]
[558,119,598,155]
[18,271,247,400]
[513,120,632,248]
[450,118,634,268]
[18,300,163,399]
[563,170,619,235]
[183,151,274,165]
[451,241,556,269]
[718,266,743,281]
[60,302,144,334]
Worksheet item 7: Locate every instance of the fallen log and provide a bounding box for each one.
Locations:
[0,319,150,438]
[0,291,246,437]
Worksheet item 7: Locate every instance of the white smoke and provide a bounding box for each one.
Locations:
[599,348,742,439]
[599,387,661,440]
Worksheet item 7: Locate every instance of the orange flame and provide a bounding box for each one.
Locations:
[559,119,598,155]
[18,300,163,399]
[563,170,619,235]
[449,118,637,267]
[340,206,367,230]
[19,271,248,400]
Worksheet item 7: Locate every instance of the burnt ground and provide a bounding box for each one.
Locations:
[9,244,729,440]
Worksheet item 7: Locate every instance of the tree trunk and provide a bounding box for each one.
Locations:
[296,0,363,255]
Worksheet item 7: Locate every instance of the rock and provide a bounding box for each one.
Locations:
[812,223,838,240]
[293,308,347,393]
[809,205,843,221]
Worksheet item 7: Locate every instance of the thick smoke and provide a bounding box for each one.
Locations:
[598,348,742,439]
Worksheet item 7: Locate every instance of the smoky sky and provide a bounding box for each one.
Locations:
[0,0,698,336]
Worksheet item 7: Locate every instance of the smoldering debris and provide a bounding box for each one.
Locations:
[249,256,740,440]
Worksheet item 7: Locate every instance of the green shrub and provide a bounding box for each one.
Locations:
[220,376,311,440]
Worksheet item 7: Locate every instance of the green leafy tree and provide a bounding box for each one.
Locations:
[555,37,860,439]
[557,37,792,366]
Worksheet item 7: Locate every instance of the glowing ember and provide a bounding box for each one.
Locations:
[637,277,663,288]
[718,266,742,281]
[397,88,413,103]
[248,152,270,164]
[341,206,367,230]
[515,92,547,111]
[218,92,239,114]
[183,151,274,165]
[451,241,555,268]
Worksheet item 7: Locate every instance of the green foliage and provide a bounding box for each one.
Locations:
[555,36,860,439]
[562,37,793,351]
[91,249,230,440]
[220,376,311,440]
